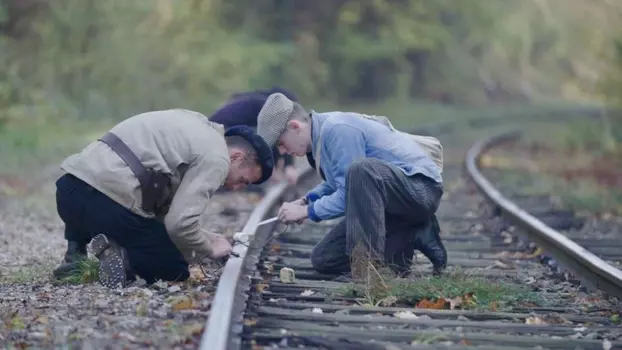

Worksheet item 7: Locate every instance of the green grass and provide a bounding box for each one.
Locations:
[483,116,622,214]
[0,116,115,175]
[0,265,50,284]
[314,97,593,130]
[54,257,101,285]
[336,269,544,311]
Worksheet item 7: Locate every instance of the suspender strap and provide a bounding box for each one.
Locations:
[99,132,150,190]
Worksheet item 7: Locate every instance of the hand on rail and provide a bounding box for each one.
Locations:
[204,231,233,260]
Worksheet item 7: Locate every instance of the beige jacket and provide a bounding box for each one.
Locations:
[61,109,230,263]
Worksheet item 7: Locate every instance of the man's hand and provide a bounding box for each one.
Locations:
[205,231,233,259]
[278,202,308,224]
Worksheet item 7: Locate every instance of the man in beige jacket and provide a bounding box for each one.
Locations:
[52,109,274,289]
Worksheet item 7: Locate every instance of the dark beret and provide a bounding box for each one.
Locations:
[224,125,274,185]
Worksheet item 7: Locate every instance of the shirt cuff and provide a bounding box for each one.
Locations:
[307,203,321,222]
[306,192,321,203]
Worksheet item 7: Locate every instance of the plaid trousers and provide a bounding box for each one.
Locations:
[310,158,443,275]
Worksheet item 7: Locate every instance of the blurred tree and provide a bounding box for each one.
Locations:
[1,0,621,123]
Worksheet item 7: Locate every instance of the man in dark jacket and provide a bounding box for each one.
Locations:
[209,87,300,191]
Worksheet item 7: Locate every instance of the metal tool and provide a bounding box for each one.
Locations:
[255,216,279,227]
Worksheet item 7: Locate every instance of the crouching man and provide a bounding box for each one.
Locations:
[257,93,447,278]
[52,109,274,288]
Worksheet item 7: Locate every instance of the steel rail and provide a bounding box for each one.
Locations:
[199,162,313,350]
[465,129,622,299]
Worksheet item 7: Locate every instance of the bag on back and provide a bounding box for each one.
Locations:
[357,114,444,173]
[314,113,444,178]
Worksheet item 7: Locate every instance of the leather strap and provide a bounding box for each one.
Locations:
[99,132,149,189]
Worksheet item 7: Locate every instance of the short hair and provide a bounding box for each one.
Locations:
[288,102,310,122]
[225,135,258,161]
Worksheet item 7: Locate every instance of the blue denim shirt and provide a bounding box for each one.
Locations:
[305,111,442,222]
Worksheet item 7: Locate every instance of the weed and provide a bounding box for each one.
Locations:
[336,268,544,311]
[55,256,100,285]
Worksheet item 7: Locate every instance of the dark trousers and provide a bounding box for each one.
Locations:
[310,158,443,275]
[55,174,189,283]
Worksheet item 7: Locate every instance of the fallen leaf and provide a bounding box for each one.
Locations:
[416,298,447,310]
[244,318,258,326]
[170,296,194,311]
[256,283,268,293]
[547,314,572,325]
[262,262,274,273]
[525,316,547,325]
[184,323,204,336]
[34,315,48,324]
[189,266,206,281]
[489,301,498,311]
[459,339,471,345]
[270,244,281,253]
[379,296,398,307]
[525,247,544,259]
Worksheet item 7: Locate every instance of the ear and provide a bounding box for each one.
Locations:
[229,149,245,162]
[287,120,301,131]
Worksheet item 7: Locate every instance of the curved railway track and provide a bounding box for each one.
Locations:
[200,107,622,350]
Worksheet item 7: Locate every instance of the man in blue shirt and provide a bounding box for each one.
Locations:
[256,93,447,278]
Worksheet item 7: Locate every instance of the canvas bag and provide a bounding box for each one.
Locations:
[314,113,443,179]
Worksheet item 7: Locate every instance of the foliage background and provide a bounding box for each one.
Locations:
[0,0,621,170]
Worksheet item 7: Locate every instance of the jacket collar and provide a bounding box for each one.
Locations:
[310,110,329,158]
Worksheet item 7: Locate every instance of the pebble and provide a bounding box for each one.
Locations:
[0,187,258,349]
[167,285,182,293]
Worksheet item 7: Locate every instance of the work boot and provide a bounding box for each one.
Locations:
[91,234,133,289]
[413,216,447,276]
[52,241,88,279]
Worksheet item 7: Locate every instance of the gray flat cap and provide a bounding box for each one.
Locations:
[256,93,294,148]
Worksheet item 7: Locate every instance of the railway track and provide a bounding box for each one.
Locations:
[471,131,622,298]
[200,108,622,350]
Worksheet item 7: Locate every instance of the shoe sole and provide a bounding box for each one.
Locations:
[91,234,127,289]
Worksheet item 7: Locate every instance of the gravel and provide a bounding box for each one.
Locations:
[0,171,264,349]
